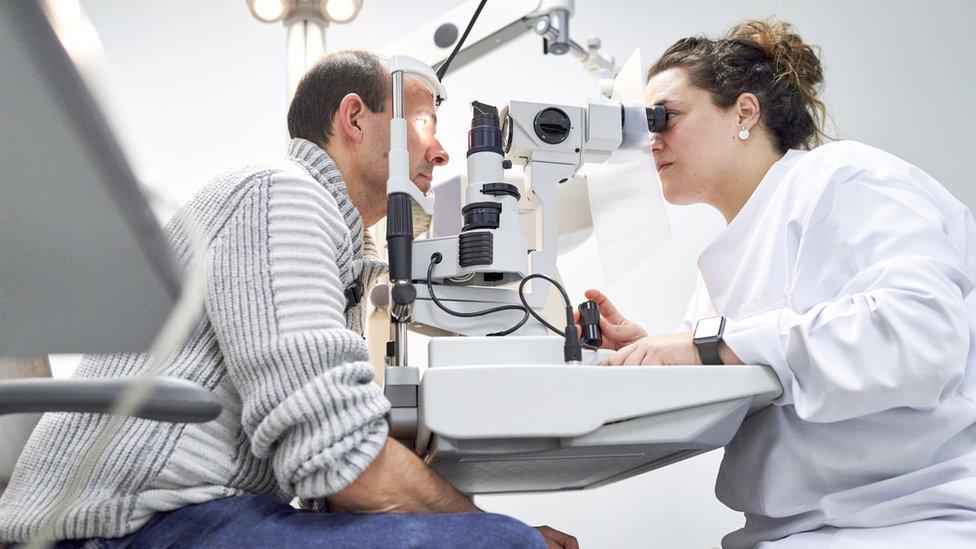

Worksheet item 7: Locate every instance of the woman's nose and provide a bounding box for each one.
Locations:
[650,132,665,155]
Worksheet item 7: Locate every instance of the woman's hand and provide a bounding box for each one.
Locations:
[574,289,647,350]
[606,331,700,366]
[605,331,743,366]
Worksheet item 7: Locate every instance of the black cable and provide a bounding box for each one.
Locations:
[426,254,587,360]
[426,253,528,336]
[435,0,488,82]
[493,309,530,337]
[517,273,583,363]
[517,274,569,334]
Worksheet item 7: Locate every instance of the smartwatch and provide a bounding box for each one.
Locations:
[693,316,726,365]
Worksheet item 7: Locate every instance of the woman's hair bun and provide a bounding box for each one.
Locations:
[727,19,824,95]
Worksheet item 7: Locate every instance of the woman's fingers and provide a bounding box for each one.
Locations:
[600,317,648,349]
[608,342,641,365]
[623,348,646,366]
[607,344,630,365]
[640,352,661,366]
[585,289,626,325]
[598,317,621,350]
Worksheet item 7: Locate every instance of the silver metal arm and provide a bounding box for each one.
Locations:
[0,377,221,423]
[380,0,618,96]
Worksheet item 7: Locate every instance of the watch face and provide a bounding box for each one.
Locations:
[695,316,724,339]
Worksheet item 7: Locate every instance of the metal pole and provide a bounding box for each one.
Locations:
[392,70,404,118]
[386,69,414,367]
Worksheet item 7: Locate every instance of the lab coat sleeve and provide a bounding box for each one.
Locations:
[723,166,974,423]
[676,274,713,332]
[204,171,390,498]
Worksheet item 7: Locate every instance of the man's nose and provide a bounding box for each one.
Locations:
[427,137,450,167]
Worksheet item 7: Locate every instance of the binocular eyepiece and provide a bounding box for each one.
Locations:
[646,104,669,133]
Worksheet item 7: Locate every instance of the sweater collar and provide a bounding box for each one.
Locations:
[286,138,364,258]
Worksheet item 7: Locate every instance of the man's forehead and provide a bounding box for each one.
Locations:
[377,56,436,100]
[403,76,437,114]
[405,76,435,101]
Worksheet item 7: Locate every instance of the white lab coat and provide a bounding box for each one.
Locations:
[679,141,976,548]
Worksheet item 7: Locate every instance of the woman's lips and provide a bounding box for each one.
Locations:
[656,162,673,173]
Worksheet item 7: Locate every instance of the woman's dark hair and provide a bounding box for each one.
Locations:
[288,50,389,148]
[648,19,828,151]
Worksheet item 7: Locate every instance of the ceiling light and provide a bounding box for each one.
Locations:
[248,0,286,23]
[323,0,361,24]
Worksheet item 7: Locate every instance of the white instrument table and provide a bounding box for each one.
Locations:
[418,338,782,494]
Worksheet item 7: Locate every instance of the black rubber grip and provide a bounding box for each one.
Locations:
[386,193,414,238]
[386,193,414,281]
[458,231,493,267]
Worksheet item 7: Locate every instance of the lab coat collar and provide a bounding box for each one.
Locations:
[697,149,806,311]
[286,137,365,259]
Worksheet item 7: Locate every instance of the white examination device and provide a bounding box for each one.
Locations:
[380,52,783,493]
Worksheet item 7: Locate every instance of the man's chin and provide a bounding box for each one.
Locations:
[413,177,431,194]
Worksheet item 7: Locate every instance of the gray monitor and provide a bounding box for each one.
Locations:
[0,1,182,355]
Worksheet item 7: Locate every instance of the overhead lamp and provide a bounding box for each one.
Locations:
[248,0,287,23]
[323,0,361,24]
[246,0,363,25]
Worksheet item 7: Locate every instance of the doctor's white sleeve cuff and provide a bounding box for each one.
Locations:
[723,310,796,407]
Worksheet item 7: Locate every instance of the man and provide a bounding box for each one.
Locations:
[0,50,576,548]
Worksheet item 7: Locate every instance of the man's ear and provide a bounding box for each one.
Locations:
[335,93,367,144]
[735,92,762,130]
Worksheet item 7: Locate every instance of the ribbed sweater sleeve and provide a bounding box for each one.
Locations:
[204,168,390,498]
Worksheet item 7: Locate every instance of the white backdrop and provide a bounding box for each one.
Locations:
[69,1,976,547]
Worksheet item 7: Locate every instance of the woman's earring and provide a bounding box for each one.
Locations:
[738,127,750,141]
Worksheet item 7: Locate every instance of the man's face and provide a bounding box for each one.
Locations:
[359,76,449,198]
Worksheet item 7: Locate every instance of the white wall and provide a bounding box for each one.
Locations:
[77,1,976,547]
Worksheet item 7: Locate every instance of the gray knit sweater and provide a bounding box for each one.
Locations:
[0,139,390,542]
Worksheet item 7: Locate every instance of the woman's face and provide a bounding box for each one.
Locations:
[644,67,743,206]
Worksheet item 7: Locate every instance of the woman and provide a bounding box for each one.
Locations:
[585,20,976,548]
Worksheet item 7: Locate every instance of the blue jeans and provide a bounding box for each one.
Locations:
[54,493,545,548]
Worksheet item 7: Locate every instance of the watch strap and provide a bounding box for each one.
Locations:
[696,340,722,365]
